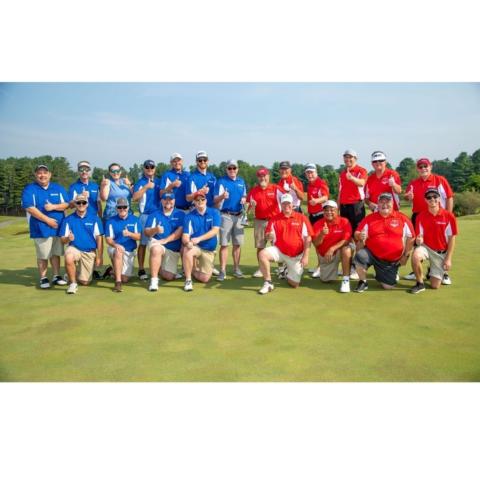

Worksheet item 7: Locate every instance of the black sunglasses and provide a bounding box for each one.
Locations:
[197,159,208,163]
[426,195,439,200]
[372,160,385,164]
[78,167,91,172]
[116,205,128,209]
[76,201,88,206]
[110,169,121,174]
[144,165,155,170]
[227,167,237,170]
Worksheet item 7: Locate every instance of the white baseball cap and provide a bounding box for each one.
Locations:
[226,159,238,168]
[371,151,387,161]
[343,149,357,157]
[170,153,183,161]
[196,150,208,160]
[304,163,317,172]
[280,193,293,203]
[322,200,338,209]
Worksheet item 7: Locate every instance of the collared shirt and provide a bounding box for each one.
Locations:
[105,213,140,252]
[68,178,100,216]
[265,211,313,257]
[406,174,454,213]
[103,178,132,221]
[415,208,458,251]
[59,212,104,252]
[187,169,217,208]
[21,181,68,238]
[306,177,330,215]
[338,164,368,204]
[133,175,161,215]
[246,184,280,220]
[214,175,247,213]
[159,169,191,209]
[313,216,352,257]
[145,208,186,252]
[276,175,304,209]
[183,207,221,251]
[365,169,402,210]
[356,210,414,262]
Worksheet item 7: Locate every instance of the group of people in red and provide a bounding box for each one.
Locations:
[250,150,457,295]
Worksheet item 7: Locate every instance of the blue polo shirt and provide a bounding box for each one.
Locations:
[103,178,132,221]
[214,175,247,213]
[159,169,191,209]
[21,182,68,238]
[187,169,217,208]
[105,213,140,252]
[59,212,104,252]
[183,207,221,251]
[145,208,185,252]
[133,175,161,215]
[68,179,100,216]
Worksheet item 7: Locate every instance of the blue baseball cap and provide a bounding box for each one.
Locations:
[161,192,175,200]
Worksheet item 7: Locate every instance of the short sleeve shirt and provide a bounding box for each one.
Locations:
[187,170,217,208]
[105,213,140,252]
[338,164,368,204]
[59,212,104,252]
[183,207,221,251]
[365,169,402,210]
[133,176,161,215]
[159,169,191,209]
[68,179,100,217]
[313,216,352,256]
[276,175,304,209]
[307,177,330,215]
[103,178,132,221]
[406,174,454,214]
[246,184,280,220]
[415,208,458,251]
[214,175,247,213]
[145,208,186,252]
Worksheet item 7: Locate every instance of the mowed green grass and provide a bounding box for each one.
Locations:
[0,213,479,381]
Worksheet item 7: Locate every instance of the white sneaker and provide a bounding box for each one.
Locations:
[258,281,274,295]
[311,267,321,278]
[66,283,78,294]
[184,279,193,292]
[40,277,50,289]
[442,273,452,285]
[340,279,350,293]
[403,272,416,280]
[395,273,400,282]
[349,269,359,280]
[149,278,159,291]
[233,269,244,278]
[52,275,67,286]
[252,269,263,278]
[212,267,220,276]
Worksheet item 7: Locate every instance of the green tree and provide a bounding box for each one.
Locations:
[450,152,473,191]
[396,158,417,188]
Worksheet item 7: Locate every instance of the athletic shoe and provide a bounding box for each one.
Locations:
[138,269,148,281]
[252,269,263,278]
[92,270,101,280]
[258,281,274,295]
[442,273,452,285]
[66,283,78,294]
[184,279,193,292]
[40,277,50,289]
[216,271,226,282]
[212,267,220,276]
[311,267,321,278]
[409,282,425,294]
[233,269,244,278]
[395,273,400,282]
[403,272,416,280]
[52,275,67,286]
[354,280,368,293]
[277,265,288,279]
[149,278,159,291]
[339,279,350,293]
[102,266,113,279]
[113,281,122,293]
[349,268,359,280]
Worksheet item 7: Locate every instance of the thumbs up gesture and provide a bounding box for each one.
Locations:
[101,175,110,187]
[405,186,414,200]
[223,188,230,199]
[156,224,164,234]
[416,234,424,246]
[122,228,131,238]
[44,200,54,212]
[124,176,132,187]
[388,176,395,187]
[68,231,75,242]
[82,188,90,199]
[346,170,354,181]
[283,181,290,191]
[172,177,182,188]
[322,223,329,235]
[360,229,368,242]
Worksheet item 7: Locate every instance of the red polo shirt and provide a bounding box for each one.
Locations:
[307,177,330,215]
[356,210,414,262]
[365,169,402,209]
[247,184,280,220]
[415,208,458,251]
[406,174,454,214]
[313,216,352,256]
[266,211,313,257]
[277,175,304,209]
[338,164,368,204]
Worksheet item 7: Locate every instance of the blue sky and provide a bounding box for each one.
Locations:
[0,83,479,170]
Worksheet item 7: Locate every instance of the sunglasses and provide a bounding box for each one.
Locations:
[75,201,88,206]
[227,167,237,170]
[144,165,155,170]
[197,159,208,163]
[110,169,121,174]
[372,160,385,164]
[418,165,429,169]
[194,197,206,202]
[78,167,91,172]
[426,195,439,200]
[116,205,128,209]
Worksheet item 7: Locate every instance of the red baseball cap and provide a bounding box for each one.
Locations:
[256,168,269,177]
[416,157,431,167]
[193,191,207,200]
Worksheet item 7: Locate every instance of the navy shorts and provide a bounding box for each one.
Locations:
[354,247,399,286]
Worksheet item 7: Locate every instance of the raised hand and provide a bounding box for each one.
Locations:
[223,189,230,199]
[101,175,110,187]
[346,171,354,181]
[156,224,164,234]
[146,178,155,190]
[360,229,368,242]
[68,231,75,242]
[124,176,132,187]
[405,186,414,200]
[415,234,424,246]
[322,223,329,235]
[172,178,182,188]
[388,176,395,187]
[82,188,90,198]
[44,200,55,212]
[122,228,131,238]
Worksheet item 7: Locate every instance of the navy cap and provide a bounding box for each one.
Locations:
[35,164,49,172]
[143,159,156,168]
[161,192,175,200]
[424,188,440,198]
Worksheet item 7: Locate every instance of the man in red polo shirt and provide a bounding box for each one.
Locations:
[312,200,352,293]
[276,161,305,212]
[353,192,415,292]
[246,168,281,278]
[408,188,458,294]
[365,151,402,211]
[257,193,313,294]
[404,157,454,284]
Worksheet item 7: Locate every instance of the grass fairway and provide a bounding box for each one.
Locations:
[0,214,479,381]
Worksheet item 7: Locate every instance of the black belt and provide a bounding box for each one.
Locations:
[436,250,447,254]
[221,210,242,216]
[310,211,323,217]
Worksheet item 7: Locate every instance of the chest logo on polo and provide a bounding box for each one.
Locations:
[389,219,400,228]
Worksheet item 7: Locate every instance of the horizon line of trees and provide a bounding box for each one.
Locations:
[1,149,480,215]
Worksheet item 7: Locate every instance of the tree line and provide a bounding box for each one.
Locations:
[1,149,479,215]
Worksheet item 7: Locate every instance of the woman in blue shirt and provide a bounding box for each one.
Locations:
[100,162,133,222]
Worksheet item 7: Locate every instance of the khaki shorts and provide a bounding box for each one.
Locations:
[264,245,304,284]
[65,246,96,283]
[416,245,447,280]
[107,247,136,277]
[219,213,244,246]
[149,239,181,274]
[253,219,269,249]
[319,251,341,282]
[34,237,64,260]
[191,246,216,275]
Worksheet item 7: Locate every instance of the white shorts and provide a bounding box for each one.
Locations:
[34,236,64,260]
[107,247,136,277]
[264,245,304,284]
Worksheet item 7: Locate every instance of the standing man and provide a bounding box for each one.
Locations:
[365,151,402,212]
[408,188,458,294]
[21,164,69,288]
[181,191,221,292]
[257,193,313,295]
[246,168,281,278]
[132,159,161,281]
[159,153,191,211]
[404,157,454,284]
[312,200,353,293]
[276,161,305,212]
[105,198,141,293]
[60,194,104,294]
[186,151,217,208]
[144,192,186,292]
[353,192,415,293]
[213,159,247,281]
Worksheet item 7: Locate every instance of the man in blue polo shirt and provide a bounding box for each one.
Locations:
[68,161,102,217]
[181,191,221,291]
[144,192,186,292]
[60,193,104,294]
[105,197,141,292]
[186,151,217,208]
[21,164,69,289]
[159,153,191,211]
[132,159,162,281]
[214,159,248,281]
